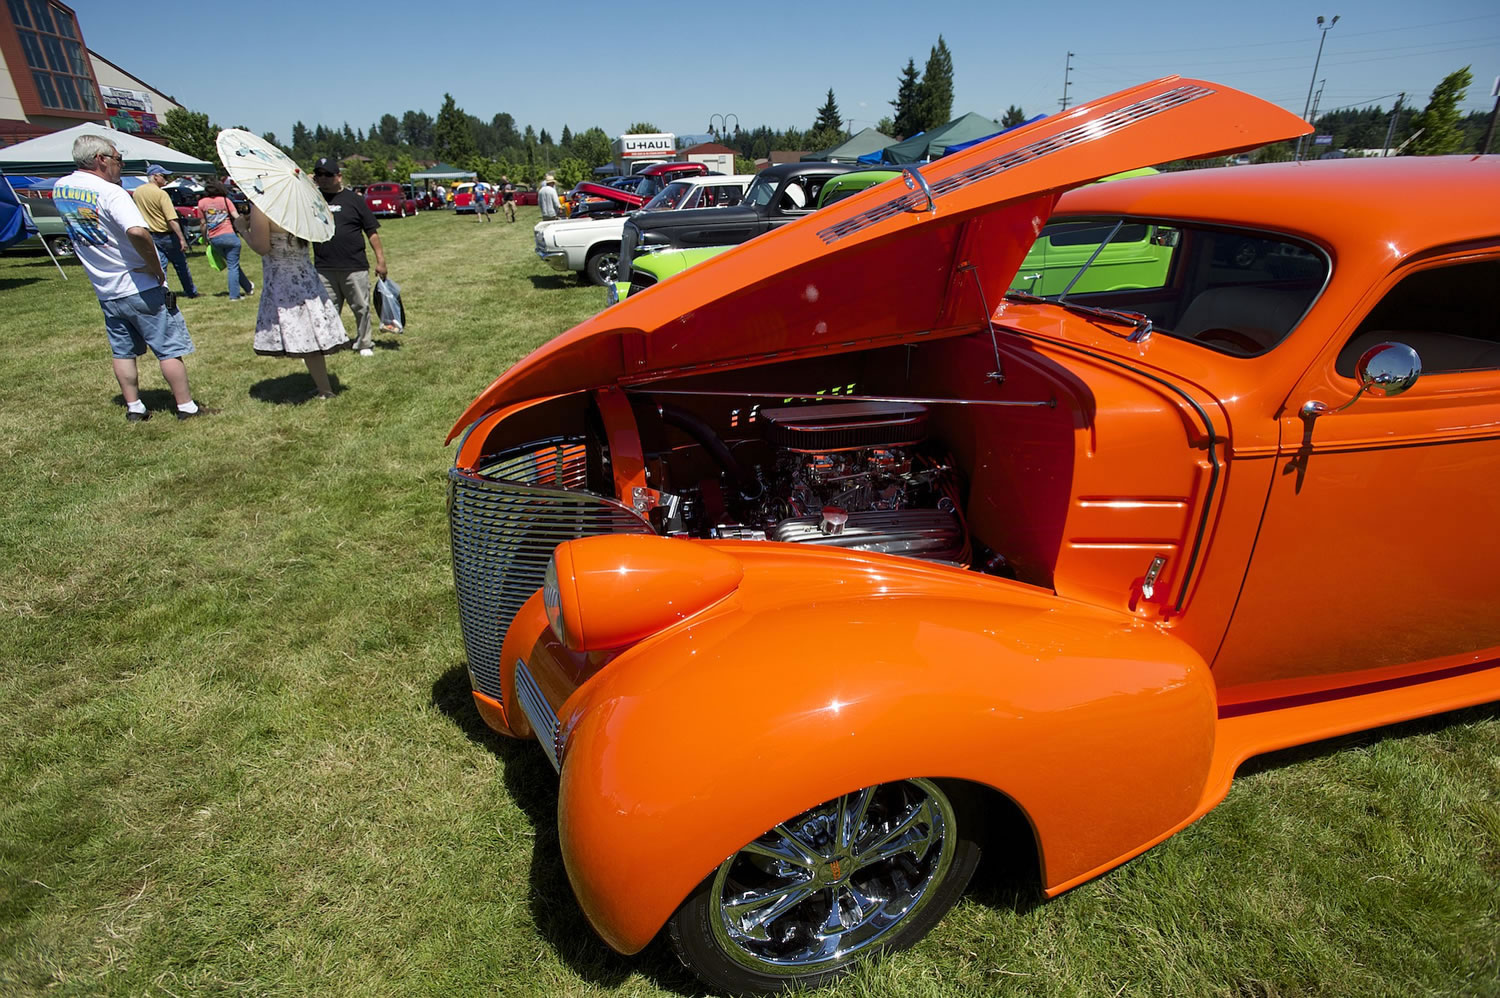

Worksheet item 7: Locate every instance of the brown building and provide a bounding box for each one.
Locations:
[1,0,182,146]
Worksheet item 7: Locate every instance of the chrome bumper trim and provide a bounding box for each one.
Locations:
[514,658,562,772]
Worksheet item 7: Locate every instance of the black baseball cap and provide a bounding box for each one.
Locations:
[312,157,339,176]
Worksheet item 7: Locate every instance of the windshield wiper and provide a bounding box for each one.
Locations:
[1003,291,1154,343]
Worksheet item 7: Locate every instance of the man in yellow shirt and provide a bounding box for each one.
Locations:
[131,164,198,297]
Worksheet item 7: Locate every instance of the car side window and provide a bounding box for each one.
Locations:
[1335,258,1500,377]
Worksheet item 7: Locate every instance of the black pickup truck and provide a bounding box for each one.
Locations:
[616,162,858,284]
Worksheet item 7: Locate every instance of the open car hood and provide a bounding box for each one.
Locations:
[450,77,1310,442]
[572,181,646,208]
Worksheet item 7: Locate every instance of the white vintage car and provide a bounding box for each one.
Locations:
[534,174,753,286]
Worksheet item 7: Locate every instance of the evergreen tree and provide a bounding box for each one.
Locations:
[291,121,311,156]
[813,89,843,133]
[891,59,921,139]
[560,124,573,152]
[915,35,954,133]
[875,116,895,136]
[158,108,218,163]
[261,131,279,149]
[400,109,434,149]
[539,128,553,146]
[378,114,401,145]
[433,93,475,161]
[1407,67,1473,155]
[1001,105,1026,128]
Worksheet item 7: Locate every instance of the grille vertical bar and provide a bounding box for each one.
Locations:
[448,440,651,703]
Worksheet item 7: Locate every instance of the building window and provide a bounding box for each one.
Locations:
[7,1,102,113]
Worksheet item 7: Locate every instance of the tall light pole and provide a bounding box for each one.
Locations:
[1295,15,1339,161]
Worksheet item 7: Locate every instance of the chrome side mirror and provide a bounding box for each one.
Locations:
[1301,342,1422,419]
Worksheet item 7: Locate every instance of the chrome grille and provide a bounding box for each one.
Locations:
[818,85,1214,244]
[513,658,562,772]
[449,439,651,702]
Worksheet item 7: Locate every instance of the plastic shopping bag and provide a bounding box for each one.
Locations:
[205,241,223,271]
[374,277,405,333]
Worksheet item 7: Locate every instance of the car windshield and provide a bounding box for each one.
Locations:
[1005,216,1329,357]
[742,175,778,207]
[369,185,398,194]
[644,181,695,211]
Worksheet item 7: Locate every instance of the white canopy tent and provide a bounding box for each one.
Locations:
[0,122,215,176]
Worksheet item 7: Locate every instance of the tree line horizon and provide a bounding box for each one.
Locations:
[157,58,1490,188]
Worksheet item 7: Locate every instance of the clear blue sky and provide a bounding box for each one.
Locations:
[80,0,1498,145]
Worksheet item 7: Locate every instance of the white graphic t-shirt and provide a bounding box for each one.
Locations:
[52,171,161,301]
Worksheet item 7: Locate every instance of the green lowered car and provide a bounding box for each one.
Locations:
[612,166,1167,303]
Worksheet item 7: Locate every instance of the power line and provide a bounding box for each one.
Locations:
[1072,12,1500,57]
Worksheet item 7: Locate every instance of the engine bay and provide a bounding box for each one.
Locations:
[628,398,975,568]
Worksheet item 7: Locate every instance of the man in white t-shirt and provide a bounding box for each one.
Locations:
[53,134,212,422]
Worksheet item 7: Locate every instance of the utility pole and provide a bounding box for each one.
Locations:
[1059,52,1075,112]
[1381,92,1405,157]
[1296,15,1340,161]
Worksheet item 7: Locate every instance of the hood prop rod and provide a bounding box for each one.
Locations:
[958,263,1006,385]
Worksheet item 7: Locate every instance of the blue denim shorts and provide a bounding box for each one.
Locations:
[101,286,195,360]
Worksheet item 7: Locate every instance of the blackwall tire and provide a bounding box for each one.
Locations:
[585,247,620,287]
[667,778,980,996]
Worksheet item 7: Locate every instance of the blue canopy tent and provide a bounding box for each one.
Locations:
[1,172,68,277]
[0,174,36,249]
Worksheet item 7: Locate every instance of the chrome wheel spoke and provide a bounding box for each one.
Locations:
[724,882,816,940]
[853,798,940,869]
[747,823,823,868]
[838,786,877,851]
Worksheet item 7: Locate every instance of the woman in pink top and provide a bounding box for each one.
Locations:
[197,180,254,300]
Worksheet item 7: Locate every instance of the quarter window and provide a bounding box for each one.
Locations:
[1335,258,1500,377]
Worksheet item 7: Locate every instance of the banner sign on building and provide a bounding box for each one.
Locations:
[101,87,160,134]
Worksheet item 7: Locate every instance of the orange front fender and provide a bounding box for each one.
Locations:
[549,575,1216,954]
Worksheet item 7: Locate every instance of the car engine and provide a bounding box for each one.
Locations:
[650,401,971,565]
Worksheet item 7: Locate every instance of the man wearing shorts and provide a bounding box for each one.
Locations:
[54,134,211,422]
[500,176,516,222]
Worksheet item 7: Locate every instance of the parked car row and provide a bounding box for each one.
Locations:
[536,173,756,285]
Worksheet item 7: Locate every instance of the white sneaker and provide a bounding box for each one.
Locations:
[359,348,374,357]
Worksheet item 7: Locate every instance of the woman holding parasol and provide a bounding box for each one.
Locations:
[217,129,347,400]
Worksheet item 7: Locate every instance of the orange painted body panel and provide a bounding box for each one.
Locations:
[533,537,1218,954]
[445,74,1500,968]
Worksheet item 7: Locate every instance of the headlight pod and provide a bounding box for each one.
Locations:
[545,535,744,652]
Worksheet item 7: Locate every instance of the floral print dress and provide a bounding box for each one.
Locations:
[253,230,349,357]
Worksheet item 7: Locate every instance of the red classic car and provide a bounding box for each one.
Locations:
[445,77,1500,994]
[405,183,440,210]
[565,181,646,219]
[453,182,491,214]
[364,182,414,218]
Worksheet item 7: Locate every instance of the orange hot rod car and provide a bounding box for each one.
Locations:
[446,76,1500,994]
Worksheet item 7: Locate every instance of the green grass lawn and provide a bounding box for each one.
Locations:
[1,210,1496,998]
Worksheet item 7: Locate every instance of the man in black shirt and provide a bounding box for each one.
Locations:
[311,158,388,357]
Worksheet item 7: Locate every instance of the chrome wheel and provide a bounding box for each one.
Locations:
[709,778,959,977]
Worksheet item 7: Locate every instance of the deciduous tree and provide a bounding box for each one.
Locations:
[158,107,218,164]
[625,122,660,134]
[572,127,612,168]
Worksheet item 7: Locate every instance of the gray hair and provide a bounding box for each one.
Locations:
[72,133,119,168]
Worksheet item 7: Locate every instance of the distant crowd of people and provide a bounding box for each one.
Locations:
[52,136,391,420]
